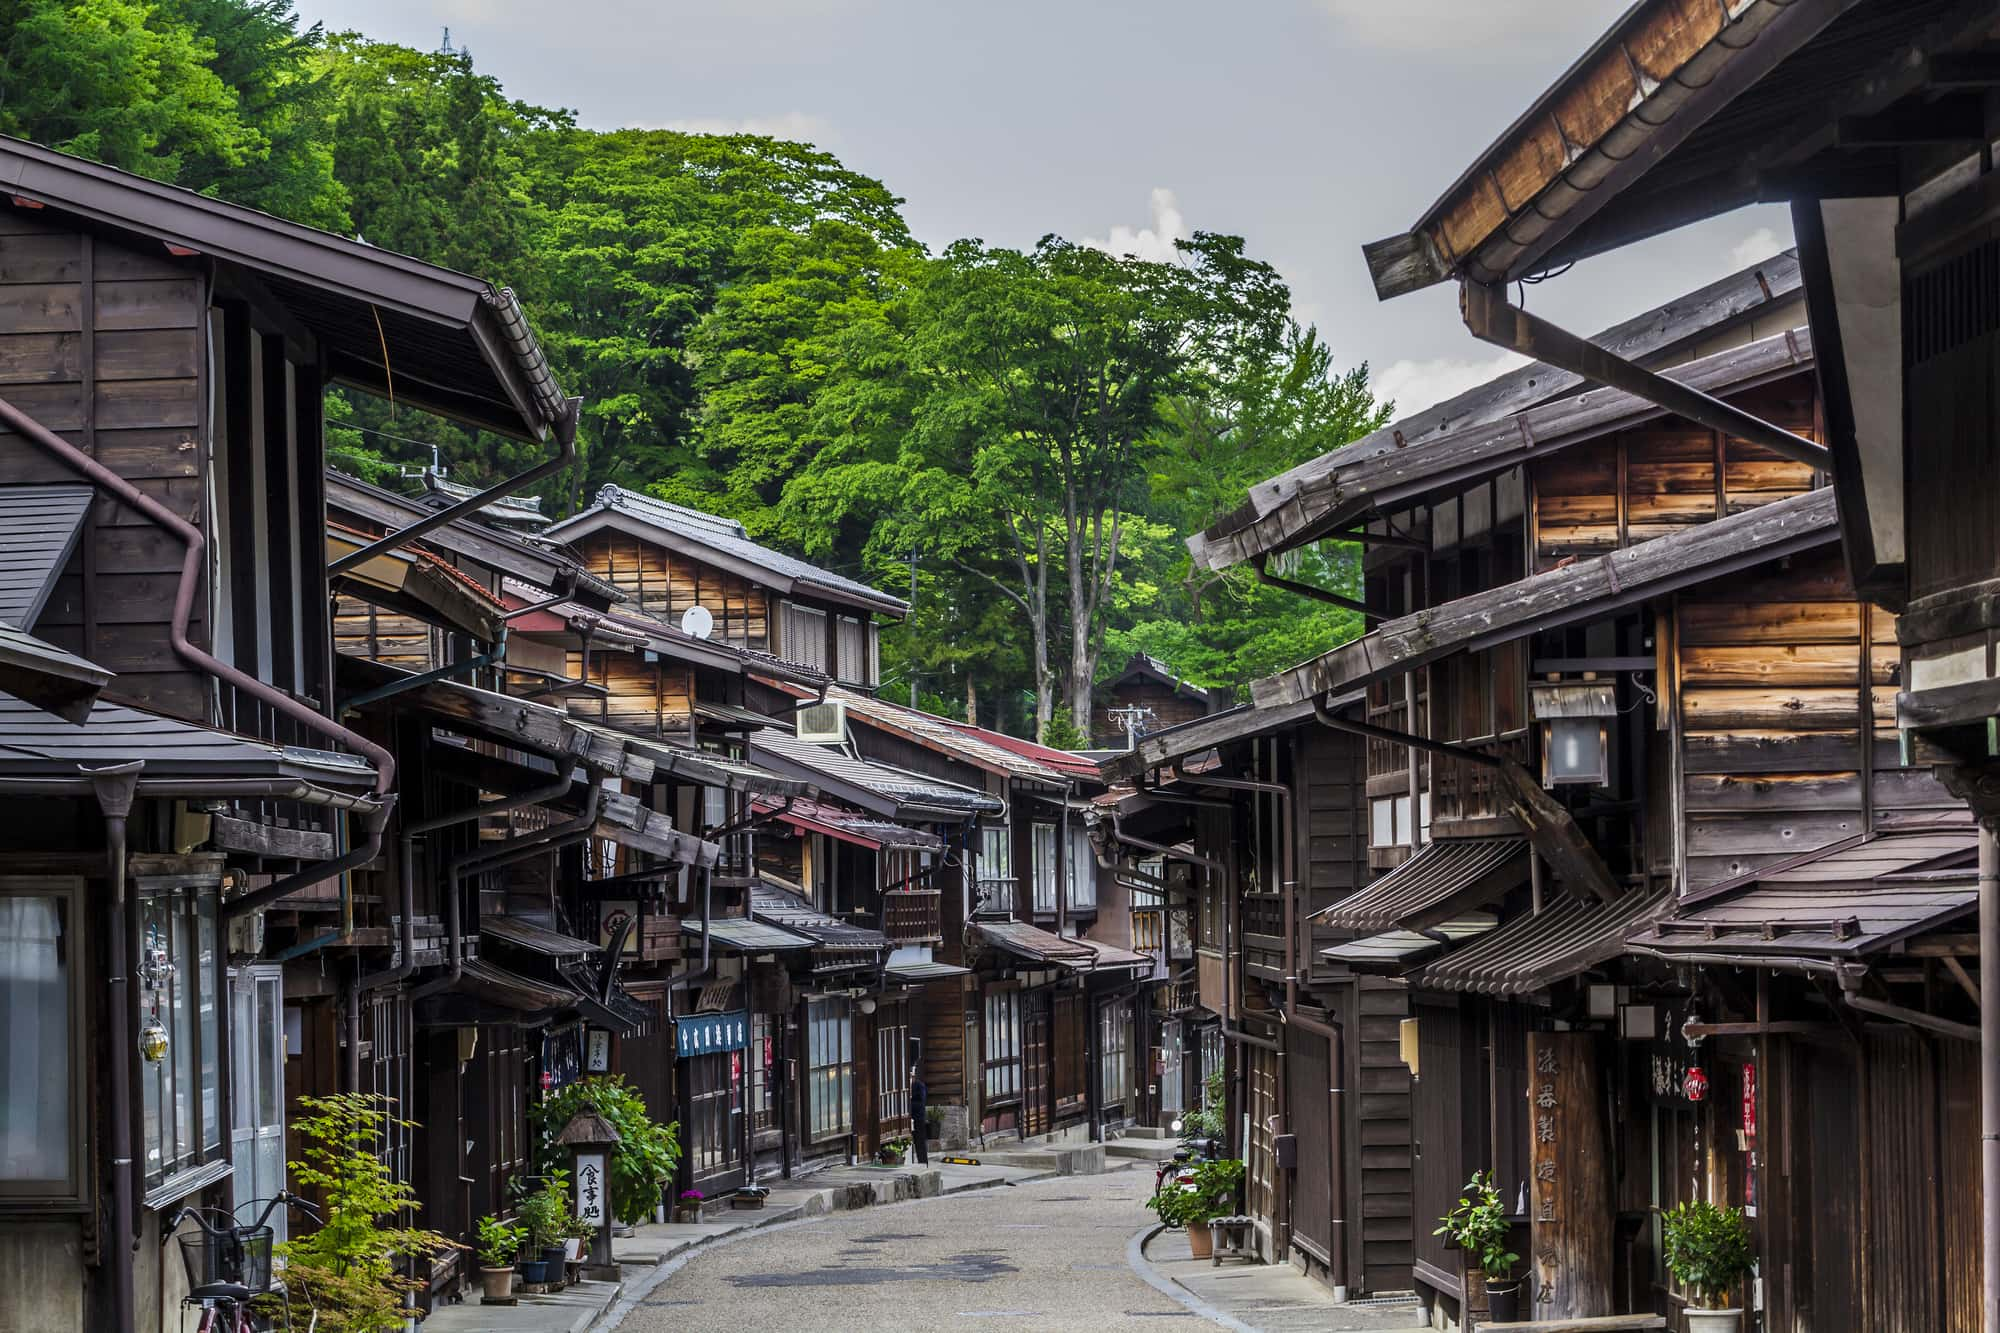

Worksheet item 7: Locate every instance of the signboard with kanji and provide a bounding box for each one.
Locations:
[574,1150,607,1227]
[1526,1031,1610,1320]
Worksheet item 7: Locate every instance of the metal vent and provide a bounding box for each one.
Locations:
[1905,236,2000,366]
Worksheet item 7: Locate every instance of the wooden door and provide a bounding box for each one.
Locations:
[1287,1026,1333,1264]
[1022,990,1052,1137]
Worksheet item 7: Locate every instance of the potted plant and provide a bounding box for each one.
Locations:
[517,1172,570,1283]
[1435,1170,1521,1322]
[732,1184,769,1211]
[674,1189,704,1224]
[1661,1199,1754,1332]
[475,1215,524,1303]
[878,1136,909,1166]
[1146,1157,1244,1260]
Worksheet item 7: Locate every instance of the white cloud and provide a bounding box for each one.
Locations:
[1727,225,1786,271]
[1371,350,1531,418]
[1081,187,1188,265]
[633,112,835,146]
[1314,0,1622,52]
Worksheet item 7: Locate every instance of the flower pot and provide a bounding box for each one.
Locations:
[517,1259,548,1285]
[674,1206,701,1224]
[1485,1278,1522,1324]
[1685,1309,1743,1333]
[1186,1224,1214,1260]
[540,1244,567,1273]
[479,1267,514,1303]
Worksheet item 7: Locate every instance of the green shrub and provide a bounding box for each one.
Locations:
[1661,1199,1754,1308]
[475,1215,523,1270]
[1180,1069,1226,1139]
[270,1093,460,1333]
[530,1075,681,1225]
[516,1169,570,1249]
[1435,1169,1517,1281]
[1147,1157,1244,1228]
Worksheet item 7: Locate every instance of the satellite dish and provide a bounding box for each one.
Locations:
[680,605,715,640]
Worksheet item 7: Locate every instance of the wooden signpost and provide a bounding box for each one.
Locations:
[1527,1031,1611,1319]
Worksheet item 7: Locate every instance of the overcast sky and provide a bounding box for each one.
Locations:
[298,0,1794,418]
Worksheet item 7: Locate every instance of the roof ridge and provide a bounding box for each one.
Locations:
[597,484,748,538]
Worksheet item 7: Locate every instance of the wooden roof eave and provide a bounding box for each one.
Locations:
[1364,0,1841,301]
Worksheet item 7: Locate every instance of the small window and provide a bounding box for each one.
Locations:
[1370,797,1395,849]
[1031,824,1058,913]
[1066,828,1097,910]
[835,616,866,684]
[781,604,829,671]
[978,824,1012,885]
[0,881,82,1198]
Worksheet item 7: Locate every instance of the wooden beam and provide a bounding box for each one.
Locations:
[1845,992,1979,1043]
[1683,1020,1835,1038]
[1838,92,1987,147]
[210,813,336,861]
[1944,954,1981,1007]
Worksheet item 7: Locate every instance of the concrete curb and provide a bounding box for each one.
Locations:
[1126,1223,1257,1333]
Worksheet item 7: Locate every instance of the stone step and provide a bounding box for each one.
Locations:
[975,1143,1106,1175]
[1116,1125,1170,1140]
[1104,1138,1182,1161]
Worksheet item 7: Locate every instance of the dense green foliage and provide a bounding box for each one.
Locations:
[1,2,1392,736]
[1147,1156,1244,1228]
[275,1094,459,1333]
[529,1075,680,1225]
[1434,1169,1518,1281]
[1661,1198,1754,1309]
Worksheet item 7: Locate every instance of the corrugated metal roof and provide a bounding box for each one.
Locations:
[0,623,111,723]
[681,915,815,953]
[1065,936,1153,972]
[831,686,1070,785]
[1320,915,1499,968]
[1632,829,1980,959]
[548,486,906,615]
[750,883,889,952]
[755,798,945,852]
[752,728,1001,818]
[0,486,91,630]
[1314,837,1529,933]
[1412,884,1673,997]
[481,916,597,958]
[971,920,1095,966]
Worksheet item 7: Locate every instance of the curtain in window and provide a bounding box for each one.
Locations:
[0,895,70,1186]
[1066,829,1096,909]
[1031,825,1057,913]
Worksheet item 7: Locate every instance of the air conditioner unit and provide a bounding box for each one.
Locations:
[796,699,847,745]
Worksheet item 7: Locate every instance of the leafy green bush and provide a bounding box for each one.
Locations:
[270,1093,460,1333]
[1181,1069,1226,1139]
[517,1169,570,1249]
[1147,1157,1244,1228]
[475,1215,523,1270]
[1435,1170,1518,1281]
[1661,1199,1754,1308]
[530,1075,681,1226]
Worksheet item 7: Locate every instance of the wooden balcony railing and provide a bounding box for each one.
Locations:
[882,889,942,945]
[1431,731,1531,824]
[639,913,682,963]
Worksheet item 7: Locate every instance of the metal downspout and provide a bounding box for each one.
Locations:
[0,395,396,797]
[225,803,394,921]
[87,762,142,1333]
[1982,825,1999,1332]
[328,397,582,577]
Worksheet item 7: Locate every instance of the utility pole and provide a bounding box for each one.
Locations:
[908,549,919,708]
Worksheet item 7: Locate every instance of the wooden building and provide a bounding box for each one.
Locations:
[1093,653,1227,749]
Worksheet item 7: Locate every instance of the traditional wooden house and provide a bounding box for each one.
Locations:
[1327,3,2000,1327]
[1092,653,1227,749]
[0,132,578,1332]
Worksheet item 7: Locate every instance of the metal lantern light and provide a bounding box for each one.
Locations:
[555,1101,623,1281]
[1531,681,1617,786]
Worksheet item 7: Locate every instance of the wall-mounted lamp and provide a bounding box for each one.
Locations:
[1532,681,1617,786]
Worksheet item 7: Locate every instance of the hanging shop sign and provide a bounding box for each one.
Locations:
[676,1009,750,1059]
[586,1027,612,1074]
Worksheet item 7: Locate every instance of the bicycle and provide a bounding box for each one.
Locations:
[162,1191,320,1333]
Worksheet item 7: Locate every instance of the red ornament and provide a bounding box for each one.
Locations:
[1684,1066,1709,1102]
[541,1069,554,1091]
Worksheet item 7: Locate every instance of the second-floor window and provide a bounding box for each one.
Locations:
[781,604,829,672]
[978,824,1012,885]
[835,615,867,685]
[1066,828,1096,910]
[1031,824,1058,913]
[1132,909,1163,954]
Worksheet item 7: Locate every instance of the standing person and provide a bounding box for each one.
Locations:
[909,1066,929,1165]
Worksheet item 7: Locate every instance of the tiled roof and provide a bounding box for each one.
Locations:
[754,797,946,852]
[750,882,889,952]
[0,692,377,785]
[548,485,907,615]
[830,686,1071,785]
[752,729,1001,819]
[971,919,1095,966]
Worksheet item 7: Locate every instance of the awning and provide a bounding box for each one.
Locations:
[750,882,889,954]
[328,525,506,642]
[1320,914,1499,970]
[481,917,598,958]
[695,701,779,732]
[0,485,91,629]
[1066,937,1153,973]
[450,958,577,1020]
[752,728,1001,819]
[0,623,111,724]
[1410,885,1673,998]
[630,739,809,797]
[886,960,971,982]
[596,789,721,868]
[1630,828,1980,960]
[681,916,815,953]
[971,919,1094,968]
[756,797,943,852]
[1315,837,1529,934]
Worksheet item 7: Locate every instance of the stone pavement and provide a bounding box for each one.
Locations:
[1138,1226,1431,1333]
[420,1158,1057,1333]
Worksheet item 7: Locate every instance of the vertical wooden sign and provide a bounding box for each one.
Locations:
[1527,1030,1612,1318]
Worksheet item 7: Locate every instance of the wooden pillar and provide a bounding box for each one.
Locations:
[1527,1030,1612,1318]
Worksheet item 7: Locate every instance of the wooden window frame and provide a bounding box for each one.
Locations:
[982,987,1022,1106]
[0,876,86,1208]
[138,876,228,1197]
[806,996,854,1142]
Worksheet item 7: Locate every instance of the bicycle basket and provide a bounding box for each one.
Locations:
[176,1226,275,1295]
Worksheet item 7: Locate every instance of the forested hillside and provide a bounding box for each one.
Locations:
[0,0,1388,738]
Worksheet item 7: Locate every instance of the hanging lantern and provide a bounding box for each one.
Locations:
[1683,1066,1709,1102]
[140,1019,170,1064]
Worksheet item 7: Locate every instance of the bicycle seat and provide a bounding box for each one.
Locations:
[189,1282,254,1303]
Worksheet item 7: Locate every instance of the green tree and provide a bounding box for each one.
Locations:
[0,0,259,182]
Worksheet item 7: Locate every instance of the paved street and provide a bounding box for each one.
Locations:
[610,1168,1198,1332]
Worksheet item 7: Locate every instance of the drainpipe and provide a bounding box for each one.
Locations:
[0,394,396,797]
[327,396,581,578]
[363,772,575,997]
[1983,825,1999,1332]
[226,803,395,921]
[1285,1008,1348,1299]
[86,761,142,1333]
